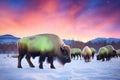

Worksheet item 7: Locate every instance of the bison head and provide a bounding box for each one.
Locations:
[82,55,91,62]
[59,45,71,65]
[112,50,117,57]
[97,55,102,60]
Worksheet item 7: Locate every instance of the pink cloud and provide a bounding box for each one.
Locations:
[0,0,120,42]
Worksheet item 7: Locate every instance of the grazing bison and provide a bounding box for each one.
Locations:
[97,47,109,61]
[97,45,117,61]
[17,34,71,69]
[90,47,96,59]
[71,48,81,60]
[81,46,92,62]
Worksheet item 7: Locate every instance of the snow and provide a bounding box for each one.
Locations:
[0,54,120,80]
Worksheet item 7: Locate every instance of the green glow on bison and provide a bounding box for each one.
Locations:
[71,48,81,54]
[19,38,30,47]
[90,48,96,53]
[105,45,114,54]
[99,47,108,55]
[31,36,54,52]
[19,36,54,52]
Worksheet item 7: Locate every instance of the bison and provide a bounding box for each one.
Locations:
[71,48,81,60]
[105,45,117,58]
[17,34,71,69]
[97,47,109,61]
[81,46,92,62]
[97,45,117,61]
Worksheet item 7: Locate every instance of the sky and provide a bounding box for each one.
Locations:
[0,0,120,42]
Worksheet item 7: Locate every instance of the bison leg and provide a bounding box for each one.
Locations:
[102,55,105,61]
[76,54,78,60]
[92,53,94,59]
[47,57,55,69]
[39,56,45,69]
[18,53,25,68]
[102,57,105,61]
[73,54,75,60]
[39,61,43,69]
[107,56,111,61]
[71,54,74,58]
[79,54,81,60]
[25,54,35,68]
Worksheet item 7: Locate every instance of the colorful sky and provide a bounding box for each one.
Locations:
[0,0,120,42]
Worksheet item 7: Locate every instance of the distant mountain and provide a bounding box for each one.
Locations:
[89,37,120,44]
[0,34,20,44]
[86,37,120,51]
[63,39,85,49]
[0,34,20,53]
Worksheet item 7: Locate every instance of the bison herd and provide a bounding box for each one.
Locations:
[17,34,120,69]
[71,45,119,62]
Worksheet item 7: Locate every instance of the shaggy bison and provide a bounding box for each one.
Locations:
[97,45,117,61]
[71,48,81,60]
[105,45,117,58]
[81,46,92,62]
[97,47,109,61]
[17,34,71,69]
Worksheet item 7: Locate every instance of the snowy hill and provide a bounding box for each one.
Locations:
[63,39,75,45]
[0,34,20,44]
[86,37,120,51]
[89,37,120,44]
[0,34,20,53]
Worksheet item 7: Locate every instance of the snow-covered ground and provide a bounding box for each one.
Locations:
[0,54,120,80]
